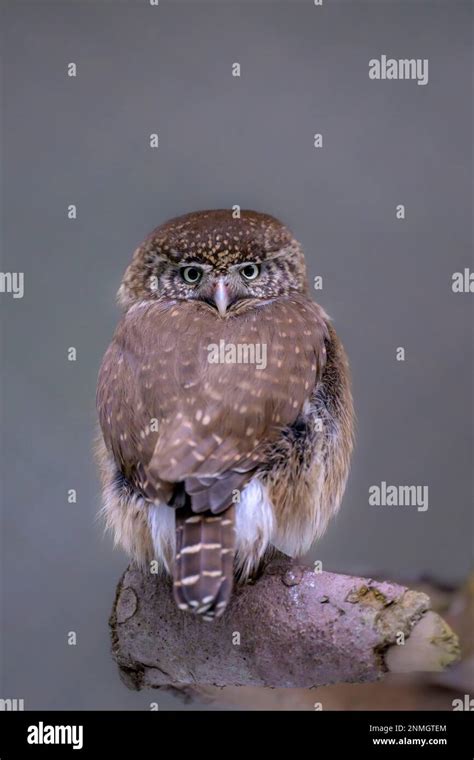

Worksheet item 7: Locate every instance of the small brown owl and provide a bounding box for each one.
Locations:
[96,210,353,620]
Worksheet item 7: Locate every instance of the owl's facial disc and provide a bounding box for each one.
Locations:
[117,210,309,310]
[175,261,266,316]
[199,264,266,316]
[199,274,245,317]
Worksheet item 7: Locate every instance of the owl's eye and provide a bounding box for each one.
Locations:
[181,266,203,284]
[240,263,260,281]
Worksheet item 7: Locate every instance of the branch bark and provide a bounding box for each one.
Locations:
[109,556,460,692]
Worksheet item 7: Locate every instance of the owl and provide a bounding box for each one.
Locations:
[96,209,353,620]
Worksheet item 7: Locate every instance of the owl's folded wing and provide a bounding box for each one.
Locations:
[97,296,329,513]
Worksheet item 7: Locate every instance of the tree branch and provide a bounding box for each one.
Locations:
[109,556,460,692]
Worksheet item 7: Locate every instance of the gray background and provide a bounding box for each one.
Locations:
[0,0,472,710]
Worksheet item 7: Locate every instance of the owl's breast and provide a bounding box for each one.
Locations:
[130,297,328,439]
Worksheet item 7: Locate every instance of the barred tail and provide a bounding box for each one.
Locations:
[173,504,235,621]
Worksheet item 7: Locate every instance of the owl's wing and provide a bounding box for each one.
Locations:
[97,295,329,513]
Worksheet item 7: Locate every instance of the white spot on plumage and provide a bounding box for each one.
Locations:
[181,576,201,586]
[181,543,202,554]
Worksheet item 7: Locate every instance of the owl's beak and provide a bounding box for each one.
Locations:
[213,279,230,316]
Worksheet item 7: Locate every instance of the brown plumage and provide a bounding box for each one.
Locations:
[96,209,354,619]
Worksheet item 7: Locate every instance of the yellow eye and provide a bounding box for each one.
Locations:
[240,263,260,281]
[181,266,203,284]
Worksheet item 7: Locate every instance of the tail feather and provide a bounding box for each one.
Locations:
[173,516,188,611]
[211,509,235,618]
[173,504,235,619]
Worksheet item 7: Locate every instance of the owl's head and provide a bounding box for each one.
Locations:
[118,209,308,315]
